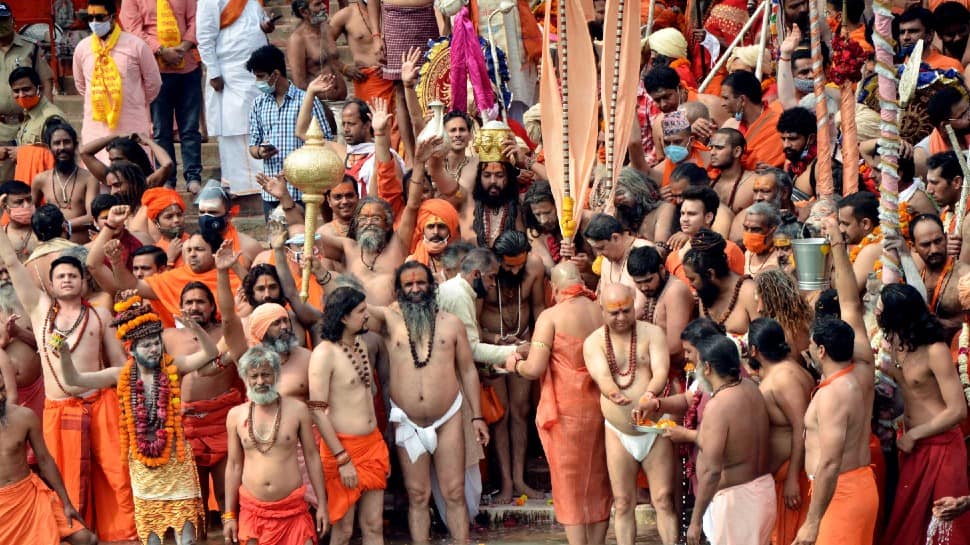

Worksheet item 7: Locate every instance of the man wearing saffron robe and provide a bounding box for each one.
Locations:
[647,28,697,90]
[721,70,785,170]
[0,370,97,545]
[876,284,970,545]
[503,262,611,545]
[57,297,219,545]
[141,187,188,268]
[408,199,461,282]
[73,0,162,158]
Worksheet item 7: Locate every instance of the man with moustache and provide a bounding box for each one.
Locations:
[318,175,360,239]
[924,152,970,264]
[682,229,759,336]
[240,264,308,344]
[0,181,39,261]
[0,368,98,545]
[427,110,478,200]
[522,181,591,276]
[309,287,390,545]
[314,135,431,305]
[224,346,330,545]
[627,245,694,370]
[585,284,678,545]
[746,318,814,545]
[794,317,878,545]
[140,187,188,268]
[611,168,665,242]
[56,297,218,545]
[708,128,755,213]
[776,107,820,205]
[408,199,461,283]
[729,168,800,244]
[909,214,968,344]
[0,199,138,542]
[131,246,167,279]
[501,262,612,545]
[664,187,744,285]
[366,261,490,543]
[30,123,99,244]
[434,121,524,248]
[480,230,546,503]
[584,213,654,314]
[688,335,775,545]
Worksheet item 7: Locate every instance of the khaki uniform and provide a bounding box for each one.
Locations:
[1,35,54,178]
[17,97,65,145]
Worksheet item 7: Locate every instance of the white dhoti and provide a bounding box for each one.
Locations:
[702,473,776,545]
[605,418,669,462]
[216,135,262,193]
[390,392,464,463]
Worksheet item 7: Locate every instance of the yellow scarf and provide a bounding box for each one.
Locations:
[90,25,124,129]
[156,0,184,68]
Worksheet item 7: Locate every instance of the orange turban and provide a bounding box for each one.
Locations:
[247,303,288,346]
[142,187,185,221]
[409,199,461,265]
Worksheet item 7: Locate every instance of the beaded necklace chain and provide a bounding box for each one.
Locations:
[700,275,749,326]
[496,280,523,338]
[42,301,94,396]
[340,336,373,390]
[406,305,437,368]
[483,204,509,248]
[248,399,282,454]
[604,324,638,389]
[608,238,637,284]
[53,166,79,210]
[640,275,669,324]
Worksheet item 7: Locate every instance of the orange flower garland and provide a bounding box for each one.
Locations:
[849,226,882,263]
[116,312,164,341]
[118,355,187,467]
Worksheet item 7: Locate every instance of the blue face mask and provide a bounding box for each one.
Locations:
[665,145,690,163]
[255,79,274,94]
[793,78,815,94]
[899,43,917,57]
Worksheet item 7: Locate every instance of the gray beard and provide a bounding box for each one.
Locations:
[248,386,280,405]
[0,283,23,316]
[399,295,436,344]
[357,226,387,254]
[263,331,298,355]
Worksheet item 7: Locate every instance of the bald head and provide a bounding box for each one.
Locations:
[600,283,635,310]
[680,101,711,124]
[551,262,583,288]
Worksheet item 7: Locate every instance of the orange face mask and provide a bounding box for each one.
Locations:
[743,231,770,255]
[15,95,40,111]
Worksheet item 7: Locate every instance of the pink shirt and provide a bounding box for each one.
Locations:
[120,0,200,74]
[73,30,163,147]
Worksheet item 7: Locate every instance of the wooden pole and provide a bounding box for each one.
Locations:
[946,126,970,233]
[873,0,901,284]
[809,0,833,197]
[755,0,771,80]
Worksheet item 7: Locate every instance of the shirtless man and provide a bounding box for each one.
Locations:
[0,194,137,542]
[0,371,97,545]
[428,110,479,204]
[30,124,98,244]
[480,230,546,502]
[0,267,42,434]
[747,317,814,545]
[309,287,390,545]
[328,0,390,111]
[742,202,783,275]
[876,283,970,545]
[836,191,882,292]
[688,334,774,545]
[626,245,694,368]
[366,261,489,543]
[224,346,329,545]
[315,134,429,305]
[288,0,348,100]
[683,229,759,336]
[908,214,967,343]
[794,318,878,545]
[585,284,678,545]
[0,182,38,262]
[729,168,798,245]
[708,128,755,213]
[317,176,360,240]
[241,264,308,348]
[584,213,654,313]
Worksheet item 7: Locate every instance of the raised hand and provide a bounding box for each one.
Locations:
[166,237,183,265]
[781,25,801,57]
[307,73,337,97]
[400,46,423,88]
[104,239,124,265]
[268,221,288,251]
[214,240,239,271]
[369,97,392,133]
[415,135,443,164]
[176,314,206,336]
[256,172,290,201]
[106,205,131,230]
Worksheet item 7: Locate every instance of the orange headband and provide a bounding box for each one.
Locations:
[604,297,633,312]
[502,253,528,267]
[87,5,109,15]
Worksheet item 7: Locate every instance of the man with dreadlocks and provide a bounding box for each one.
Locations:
[480,230,547,503]
[366,261,489,544]
[612,167,665,242]
[55,296,219,545]
[522,180,592,277]
[754,268,814,358]
[313,134,432,305]
[437,121,524,248]
[682,229,759,337]
[240,263,308,346]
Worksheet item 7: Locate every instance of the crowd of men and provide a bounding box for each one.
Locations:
[5,0,970,544]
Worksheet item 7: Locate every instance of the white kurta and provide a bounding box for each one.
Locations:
[196,0,267,190]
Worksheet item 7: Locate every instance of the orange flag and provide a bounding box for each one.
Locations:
[600,0,642,188]
[540,0,600,236]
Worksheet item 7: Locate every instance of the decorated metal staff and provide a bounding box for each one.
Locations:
[808,0,834,197]
[945,126,970,233]
[872,0,901,284]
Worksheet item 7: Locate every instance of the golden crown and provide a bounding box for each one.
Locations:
[473,120,512,164]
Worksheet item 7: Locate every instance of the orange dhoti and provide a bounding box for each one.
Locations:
[0,472,88,545]
[814,465,878,545]
[43,389,138,541]
[238,484,316,545]
[13,144,53,186]
[182,389,244,467]
[319,428,390,523]
[17,376,45,465]
[772,459,810,545]
[353,66,400,150]
[880,427,970,545]
[536,333,612,525]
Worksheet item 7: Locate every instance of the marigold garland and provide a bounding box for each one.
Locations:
[113,295,144,314]
[118,356,186,467]
[849,225,883,263]
[958,323,970,405]
[116,312,163,341]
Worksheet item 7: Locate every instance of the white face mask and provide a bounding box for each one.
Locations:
[89,20,113,38]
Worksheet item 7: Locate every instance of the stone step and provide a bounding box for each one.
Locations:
[479,499,659,535]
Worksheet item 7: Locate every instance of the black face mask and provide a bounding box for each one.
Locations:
[472,276,489,298]
[199,214,227,238]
